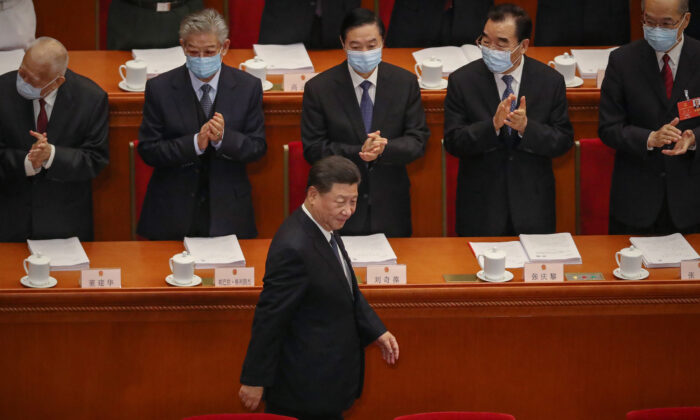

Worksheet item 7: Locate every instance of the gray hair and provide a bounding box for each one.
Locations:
[179,8,229,44]
[25,36,69,76]
[641,0,689,14]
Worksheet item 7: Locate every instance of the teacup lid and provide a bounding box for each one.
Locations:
[28,252,51,265]
[245,56,267,70]
[485,247,506,259]
[127,59,147,68]
[173,251,195,264]
[622,245,643,257]
[423,56,443,68]
[555,52,576,65]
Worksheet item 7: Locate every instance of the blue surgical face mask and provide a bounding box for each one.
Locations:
[481,43,522,74]
[16,73,57,100]
[643,20,684,52]
[186,53,222,79]
[346,47,382,74]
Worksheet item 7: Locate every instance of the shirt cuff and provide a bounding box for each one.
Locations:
[647,132,654,150]
[194,134,205,156]
[689,143,697,151]
[24,153,41,176]
[42,144,56,169]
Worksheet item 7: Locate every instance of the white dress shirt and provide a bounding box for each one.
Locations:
[302,203,352,284]
[189,67,223,155]
[348,62,378,106]
[24,87,57,177]
[493,56,525,137]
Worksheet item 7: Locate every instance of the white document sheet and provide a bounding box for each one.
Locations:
[412,44,482,75]
[570,47,618,78]
[630,233,700,268]
[253,43,314,74]
[0,49,24,76]
[519,232,583,264]
[469,241,529,269]
[184,235,246,269]
[27,237,90,271]
[131,46,186,77]
[340,233,397,267]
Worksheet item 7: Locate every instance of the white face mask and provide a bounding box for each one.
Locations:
[16,73,58,100]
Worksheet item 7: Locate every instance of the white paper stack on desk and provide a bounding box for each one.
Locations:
[519,232,583,264]
[340,234,397,267]
[184,235,246,269]
[27,237,90,271]
[0,49,24,76]
[132,46,186,78]
[412,44,482,75]
[570,47,617,79]
[630,233,700,268]
[253,43,314,74]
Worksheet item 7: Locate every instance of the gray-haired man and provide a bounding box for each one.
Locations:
[137,8,267,240]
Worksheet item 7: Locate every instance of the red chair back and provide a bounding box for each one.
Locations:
[283,142,311,216]
[183,414,297,420]
[99,0,111,49]
[395,412,516,420]
[576,138,616,234]
[378,0,396,30]
[228,0,266,49]
[442,139,459,237]
[129,140,154,240]
[627,407,700,420]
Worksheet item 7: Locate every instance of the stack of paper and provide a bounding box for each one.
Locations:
[184,235,246,269]
[412,44,482,75]
[570,47,618,78]
[630,233,700,268]
[253,43,314,74]
[519,233,582,264]
[469,241,529,269]
[132,46,186,78]
[27,237,90,271]
[340,234,397,267]
[0,49,24,76]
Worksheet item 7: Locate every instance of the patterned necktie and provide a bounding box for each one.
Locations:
[200,84,212,117]
[359,80,373,133]
[330,234,353,295]
[661,54,673,99]
[37,98,48,133]
[501,75,517,135]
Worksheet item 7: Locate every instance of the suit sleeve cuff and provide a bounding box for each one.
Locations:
[194,134,205,155]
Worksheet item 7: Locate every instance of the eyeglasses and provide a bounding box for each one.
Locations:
[476,35,520,52]
[183,46,222,58]
[641,13,687,29]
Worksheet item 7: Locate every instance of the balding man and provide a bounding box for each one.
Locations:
[0,37,109,242]
[599,0,700,235]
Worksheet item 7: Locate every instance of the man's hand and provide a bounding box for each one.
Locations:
[493,94,515,131]
[648,117,682,149]
[197,122,215,150]
[208,112,225,141]
[504,96,527,135]
[662,128,696,156]
[375,331,399,365]
[359,130,387,162]
[28,130,50,169]
[239,385,263,411]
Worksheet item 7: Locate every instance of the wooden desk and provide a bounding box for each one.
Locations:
[71,47,601,241]
[2,236,700,419]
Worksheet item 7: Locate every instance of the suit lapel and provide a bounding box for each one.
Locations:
[668,41,698,111]
[476,60,501,113]
[212,64,237,115]
[46,71,74,146]
[639,43,671,107]
[371,63,391,133]
[171,65,202,134]
[333,62,369,144]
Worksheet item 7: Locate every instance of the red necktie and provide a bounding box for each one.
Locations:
[661,54,673,99]
[445,0,453,10]
[36,98,48,133]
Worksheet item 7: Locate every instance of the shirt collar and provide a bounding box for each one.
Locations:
[347,61,379,89]
[302,203,333,242]
[188,67,222,94]
[496,54,525,84]
[39,86,59,107]
[655,34,684,67]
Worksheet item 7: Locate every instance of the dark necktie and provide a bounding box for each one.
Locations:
[329,234,353,295]
[359,80,373,133]
[200,84,213,117]
[37,98,48,134]
[661,54,673,99]
[501,75,517,135]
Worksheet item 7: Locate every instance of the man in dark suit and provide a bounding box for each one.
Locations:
[137,9,266,240]
[444,3,573,237]
[239,156,399,420]
[0,37,109,242]
[258,0,359,49]
[599,0,700,234]
[302,8,430,238]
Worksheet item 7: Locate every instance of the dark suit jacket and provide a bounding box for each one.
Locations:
[0,70,109,242]
[301,61,430,237]
[534,0,629,46]
[258,0,359,49]
[137,64,266,240]
[240,208,386,416]
[444,56,573,236]
[598,38,700,230]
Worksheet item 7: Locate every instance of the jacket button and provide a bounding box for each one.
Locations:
[363,194,369,199]
[660,172,666,177]
[508,156,514,161]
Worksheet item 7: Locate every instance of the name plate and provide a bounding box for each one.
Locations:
[524,262,564,283]
[80,268,122,288]
[366,265,407,285]
[214,267,254,287]
[283,73,317,91]
[680,259,700,280]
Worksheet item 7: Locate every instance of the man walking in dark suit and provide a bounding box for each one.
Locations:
[599,0,700,235]
[137,9,266,240]
[0,37,109,242]
[444,3,573,237]
[239,156,399,420]
[301,8,430,238]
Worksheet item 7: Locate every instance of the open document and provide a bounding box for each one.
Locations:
[132,46,186,78]
[184,235,246,269]
[340,234,397,267]
[27,237,90,271]
[630,233,700,268]
[253,43,314,74]
[412,44,482,75]
[0,49,24,76]
[469,241,529,269]
[570,47,617,78]
[519,232,582,264]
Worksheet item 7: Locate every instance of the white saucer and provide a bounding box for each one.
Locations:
[262,80,273,91]
[165,274,202,287]
[565,76,584,88]
[419,78,448,90]
[476,270,514,283]
[20,276,57,289]
[118,80,145,92]
[613,268,649,280]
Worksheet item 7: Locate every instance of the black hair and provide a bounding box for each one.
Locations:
[339,8,385,42]
[307,156,362,194]
[487,3,532,42]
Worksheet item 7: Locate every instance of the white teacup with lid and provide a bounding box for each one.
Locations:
[414,56,444,88]
[239,56,268,83]
[477,247,507,281]
[169,251,196,285]
[548,52,577,84]
[615,245,644,279]
[23,253,51,286]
